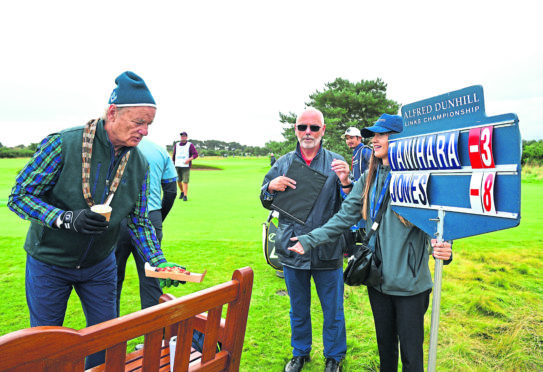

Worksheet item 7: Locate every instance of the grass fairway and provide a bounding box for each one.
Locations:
[0,157,541,371]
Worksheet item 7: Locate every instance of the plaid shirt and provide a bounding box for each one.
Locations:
[8,134,166,266]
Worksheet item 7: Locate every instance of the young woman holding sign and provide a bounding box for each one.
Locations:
[289,114,452,372]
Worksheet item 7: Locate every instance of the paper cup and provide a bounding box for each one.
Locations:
[169,336,177,371]
[91,204,112,221]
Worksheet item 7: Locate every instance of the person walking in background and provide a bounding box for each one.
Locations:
[270,152,276,166]
[260,107,351,372]
[172,131,198,201]
[289,114,453,372]
[341,127,373,256]
[116,137,177,316]
[7,71,184,368]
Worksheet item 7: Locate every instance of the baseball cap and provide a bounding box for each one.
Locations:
[361,114,403,138]
[341,127,361,138]
[180,131,188,136]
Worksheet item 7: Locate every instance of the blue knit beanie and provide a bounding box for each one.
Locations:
[108,71,156,108]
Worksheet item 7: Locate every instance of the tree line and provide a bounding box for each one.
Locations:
[522,139,543,165]
[166,139,270,157]
[1,77,541,165]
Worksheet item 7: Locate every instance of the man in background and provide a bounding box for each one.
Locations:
[172,131,199,201]
[342,127,372,181]
[116,137,177,316]
[341,127,372,256]
[260,107,350,372]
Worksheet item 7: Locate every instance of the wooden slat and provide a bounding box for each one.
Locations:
[219,267,254,371]
[188,350,229,372]
[172,318,194,372]
[105,342,127,371]
[201,306,222,364]
[142,328,164,370]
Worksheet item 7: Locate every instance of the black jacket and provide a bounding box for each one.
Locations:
[260,144,346,270]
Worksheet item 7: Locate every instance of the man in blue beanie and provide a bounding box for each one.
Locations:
[8,71,184,369]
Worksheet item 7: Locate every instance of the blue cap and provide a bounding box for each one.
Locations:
[361,114,403,138]
[108,71,156,108]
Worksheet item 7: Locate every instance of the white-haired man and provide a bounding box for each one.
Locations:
[260,107,351,372]
[8,71,184,368]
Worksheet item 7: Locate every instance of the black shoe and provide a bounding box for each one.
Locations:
[324,358,342,372]
[284,355,310,372]
[178,192,184,200]
[183,196,188,201]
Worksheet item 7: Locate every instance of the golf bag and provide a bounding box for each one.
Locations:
[262,210,283,271]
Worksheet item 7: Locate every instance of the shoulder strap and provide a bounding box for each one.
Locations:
[358,146,371,174]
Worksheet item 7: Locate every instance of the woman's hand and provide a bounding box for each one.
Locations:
[288,237,306,255]
[431,239,452,260]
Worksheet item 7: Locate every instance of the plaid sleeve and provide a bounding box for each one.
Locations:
[7,135,64,227]
[127,168,167,266]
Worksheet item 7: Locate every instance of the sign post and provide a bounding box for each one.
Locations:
[389,85,521,371]
[427,208,444,372]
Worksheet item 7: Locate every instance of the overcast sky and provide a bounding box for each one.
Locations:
[1,0,541,148]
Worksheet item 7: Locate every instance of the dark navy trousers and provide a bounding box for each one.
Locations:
[25,252,117,368]
[283,266,347,362]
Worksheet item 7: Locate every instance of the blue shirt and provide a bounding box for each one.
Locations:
[137,138,177,212]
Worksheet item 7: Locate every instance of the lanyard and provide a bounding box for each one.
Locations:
[82,119,131,207]
[370,167,391,221]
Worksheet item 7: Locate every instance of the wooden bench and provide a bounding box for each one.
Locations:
[0,266,253,372]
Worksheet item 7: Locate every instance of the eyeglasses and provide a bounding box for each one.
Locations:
[295,124,323,132]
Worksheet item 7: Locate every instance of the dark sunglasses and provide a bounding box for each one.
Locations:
[295,124,322,132]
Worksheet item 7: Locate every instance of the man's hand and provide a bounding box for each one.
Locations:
[268,175,296,193]
[331,159,350,186]
[59,209,109,234]
[157,262,187,288]
[288,237,306,255]
[431,239,452,260]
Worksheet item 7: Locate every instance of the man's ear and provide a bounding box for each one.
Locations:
[106,104,117,122]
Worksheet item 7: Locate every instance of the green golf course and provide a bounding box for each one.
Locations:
[0,157,541,371]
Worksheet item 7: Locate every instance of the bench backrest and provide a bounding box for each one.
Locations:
[0,266,253,372]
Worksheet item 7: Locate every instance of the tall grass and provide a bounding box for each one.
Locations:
[522,164,543,183]
[0,157,541,371]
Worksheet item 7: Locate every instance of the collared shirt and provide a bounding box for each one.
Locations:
[8,134,164,265]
